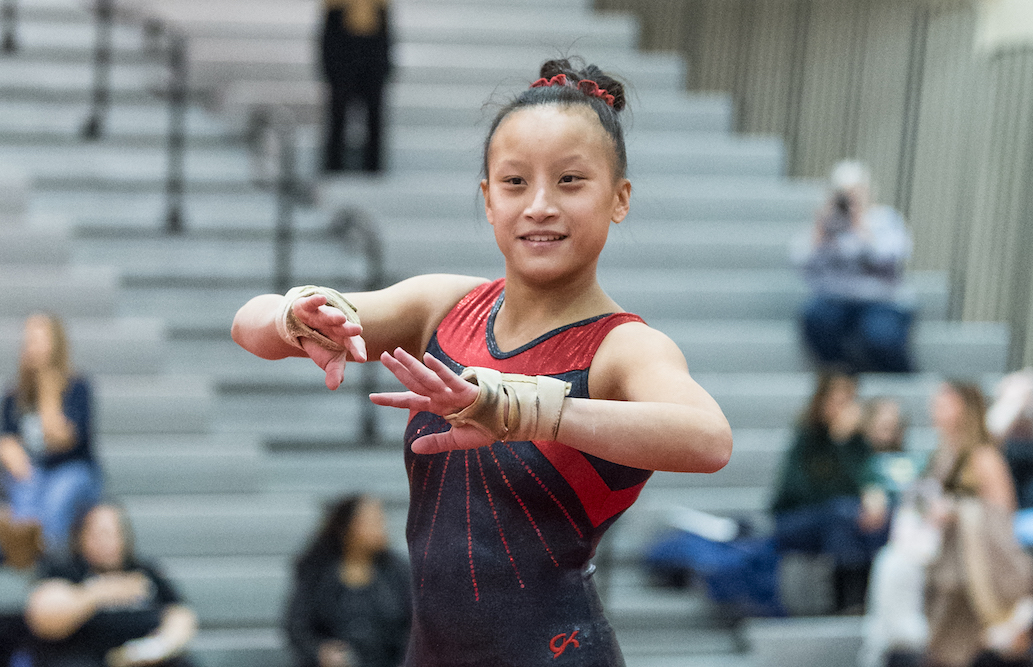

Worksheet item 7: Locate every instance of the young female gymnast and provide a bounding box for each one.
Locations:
[233,58,732,666]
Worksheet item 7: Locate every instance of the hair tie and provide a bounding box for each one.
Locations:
[530,74,567,89]
[577,79,616,107]
[528,74,615,108]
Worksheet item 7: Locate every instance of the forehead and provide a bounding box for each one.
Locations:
[487,104,614,168]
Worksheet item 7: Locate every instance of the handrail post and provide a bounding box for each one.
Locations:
[165,31,187,233]
[1,0,16,53]
[273,118,296,294]
[330,209,384,446]
[81,0,114,139]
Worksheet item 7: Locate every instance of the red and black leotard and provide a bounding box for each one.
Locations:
[402,279,653,667]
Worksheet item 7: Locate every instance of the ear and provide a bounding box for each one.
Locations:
[610,179,632,224]
[481,179,494,226]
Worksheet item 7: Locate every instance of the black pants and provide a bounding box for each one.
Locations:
[324,78,385,172]
[0,612,28,666]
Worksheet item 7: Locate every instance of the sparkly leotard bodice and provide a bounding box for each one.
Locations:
[402,279,652,667]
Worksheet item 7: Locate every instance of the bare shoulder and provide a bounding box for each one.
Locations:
[969,444,1010,476]
[590,321,691,401]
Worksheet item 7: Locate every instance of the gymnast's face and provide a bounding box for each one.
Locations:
[481,105,631,288]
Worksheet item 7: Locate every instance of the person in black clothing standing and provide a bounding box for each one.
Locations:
[321,0,391,173]
[286,495,410,667]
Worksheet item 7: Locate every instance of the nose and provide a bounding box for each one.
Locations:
[525,186,557,222]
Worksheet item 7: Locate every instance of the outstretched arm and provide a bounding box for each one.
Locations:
[372,322,733,473]
[231,274,488,390]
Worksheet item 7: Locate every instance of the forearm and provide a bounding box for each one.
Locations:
[26,581,100,641]
[231,294,304,360]
[38,398,75,452]
[150,605,198,655]
[555,397,732,473]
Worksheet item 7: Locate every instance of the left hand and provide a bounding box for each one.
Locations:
[369,348,491,454]
[106,636,170,667]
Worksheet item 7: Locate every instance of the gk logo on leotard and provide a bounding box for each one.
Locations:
[549,630,580,659]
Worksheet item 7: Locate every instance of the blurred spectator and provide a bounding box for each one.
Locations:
[862,397,924,509]
[923,382,1033,667]
[986,368,1033,509]
[286,494,410,667]
[320,0,392,173]
[794,160,914,374]
[25,502,198,667]
[1,314,101,563]
[770,372,888,613]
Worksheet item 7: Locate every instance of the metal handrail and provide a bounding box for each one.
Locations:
[1,0,16,53]
[329,208,386,445]
[165,30,187,233]
[81,0,114,139]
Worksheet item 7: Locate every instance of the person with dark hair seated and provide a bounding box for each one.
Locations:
[771,372,888,613]
[286,494,410,667]
[25,502,197,667]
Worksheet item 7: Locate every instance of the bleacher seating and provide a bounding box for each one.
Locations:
[0,0,1011,666]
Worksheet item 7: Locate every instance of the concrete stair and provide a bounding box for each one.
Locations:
[0,0,1009,666]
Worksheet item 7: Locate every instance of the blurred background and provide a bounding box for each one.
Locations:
[0,0,1030,665]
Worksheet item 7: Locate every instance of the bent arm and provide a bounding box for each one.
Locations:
[559,323,732,473]
[26,579,101,641]
[232,274,488,362]
[151,604,198,656]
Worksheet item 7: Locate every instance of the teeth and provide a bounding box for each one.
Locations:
[524,235,564,242]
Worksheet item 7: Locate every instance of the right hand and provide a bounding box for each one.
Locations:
[318,640,354,667]
[85,572,150,608]
[291,294,367,390]
[0,436,32,481]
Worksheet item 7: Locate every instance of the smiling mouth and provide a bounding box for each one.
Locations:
[520,233,567,242]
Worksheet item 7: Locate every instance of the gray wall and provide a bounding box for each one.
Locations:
[596,0,1033,367]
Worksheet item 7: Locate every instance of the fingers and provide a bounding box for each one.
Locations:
[369,390,430,411]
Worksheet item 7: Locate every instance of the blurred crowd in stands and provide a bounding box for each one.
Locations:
[646,161,1033,667]
[0,314,411,667]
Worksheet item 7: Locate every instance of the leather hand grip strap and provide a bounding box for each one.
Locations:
[445,367,572,442]
[275,285,360,352]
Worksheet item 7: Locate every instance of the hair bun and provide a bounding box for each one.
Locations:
[538,58,626,112]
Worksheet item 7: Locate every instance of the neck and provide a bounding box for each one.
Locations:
[339,549,376,587]
[495,272,618,350]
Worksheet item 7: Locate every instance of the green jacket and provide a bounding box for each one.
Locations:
[770,424,875,515]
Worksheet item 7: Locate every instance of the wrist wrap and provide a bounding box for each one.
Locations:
[275,285,360,352]
[445,367,571,442]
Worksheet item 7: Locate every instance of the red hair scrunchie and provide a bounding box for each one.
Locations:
[530,74,567,89]
[528,74,615,108]
[576,79,616,107]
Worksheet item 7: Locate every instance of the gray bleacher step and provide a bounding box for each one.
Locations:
[0,100,238,144]
[124,494,319,558]
[186,39,684,91]
[0,169,30,225]
[264,450,410,499]
[225,80,732,133]
[143,1,636,49]
[0,568,33,611]
[599,268,949,322]
[191,628,288,667]
[0,265,118,319]
[7,20,151,55]
[743,616,864,667]
[694,371,1001,430]
[0,59,164,93]
[213,390,412,446]
[99,434,266,495]
[94,374,213,434]
[163,555,290,626]
[651,319,1009,375]
[107,269,950,332]
[0,225,70,264]
[317,172,822,223]
[0,316,167,377]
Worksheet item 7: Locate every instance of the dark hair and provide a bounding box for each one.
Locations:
[803,371,858,431]
[482,58,628,180]
[70,500,135,568]
[294,494,384,579]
